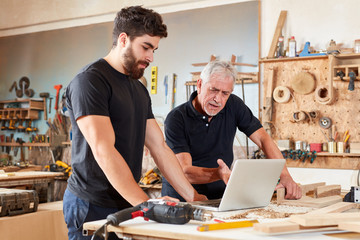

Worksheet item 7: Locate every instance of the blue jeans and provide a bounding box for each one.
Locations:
[63,188,120,240]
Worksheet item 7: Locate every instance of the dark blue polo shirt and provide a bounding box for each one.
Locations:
[162,91,262,200]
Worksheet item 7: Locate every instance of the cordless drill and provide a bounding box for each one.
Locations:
[90,199,212,240]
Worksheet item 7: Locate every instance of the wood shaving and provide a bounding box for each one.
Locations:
[212,203,314,220]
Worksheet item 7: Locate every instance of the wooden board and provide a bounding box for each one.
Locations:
[253,220,300,233]
[277,183,342,208]
[338,221,360,233]
[253,220,338,234]
[315,184,341,198]
[290,212,360,227]
[306,202,359,215]
[279,195,342,208]
[267,11,287,58]
[0,171,63,181]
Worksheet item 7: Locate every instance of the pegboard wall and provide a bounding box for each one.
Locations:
[261,54,360,170]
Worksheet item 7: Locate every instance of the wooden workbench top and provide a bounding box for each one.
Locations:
[0,171,63,181]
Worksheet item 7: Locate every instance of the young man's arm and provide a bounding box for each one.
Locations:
[77,115,150,206]
[144,119,208,202]
[249,127,302,199]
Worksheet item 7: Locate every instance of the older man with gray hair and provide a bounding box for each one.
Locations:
[162,60,301,201]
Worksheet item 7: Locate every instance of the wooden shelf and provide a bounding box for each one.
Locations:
[316,152,360,157]
[260,55,327,63]
[0,98,44,120]
[0,142,50,147]
[23,143,50,147]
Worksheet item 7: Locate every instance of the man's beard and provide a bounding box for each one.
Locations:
[123,45,149,79]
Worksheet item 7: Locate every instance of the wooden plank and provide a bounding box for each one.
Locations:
[338,221,360,233]
[267,11,287,58]
[306,202,359,215]
[253,220,338,234]
[301,182,326,195]
[253,221,299,233]
[315,184,341,198]
[263,68,275,136]
[290,212,360,227]
[279,195,342,208]
[276,187,285,204]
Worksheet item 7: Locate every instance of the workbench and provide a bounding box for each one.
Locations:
[83,217,358,240]
[0,171,63,202]
[0,201,67,240]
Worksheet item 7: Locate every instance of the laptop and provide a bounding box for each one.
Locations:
[188,159,285,212]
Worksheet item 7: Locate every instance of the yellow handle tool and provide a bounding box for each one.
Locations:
[197,220,259,232]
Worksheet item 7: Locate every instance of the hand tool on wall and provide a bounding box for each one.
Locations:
[48,97,53,114]
[5,136,10,154]
[319,117,332,129]
[348,71,356,91]
[19,76,35,97]
[150,66,158,94]
[39,92,49,120]
[90,199,212,240]
[14,138,21,157]
[8,119,16,130]
[25,88,34,97]
[336,70,345,81]
[8,81,23,98]
[0,135,4,152]
[54,84,63,111]
[9,81,17,93]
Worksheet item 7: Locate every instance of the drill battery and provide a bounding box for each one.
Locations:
[0,188,39,217]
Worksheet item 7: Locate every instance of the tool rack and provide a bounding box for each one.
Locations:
[260,53,360,170]
[0,98,44,120]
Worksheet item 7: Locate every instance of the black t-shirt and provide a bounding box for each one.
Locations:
[66,58,154,208]
[162,91,262,200]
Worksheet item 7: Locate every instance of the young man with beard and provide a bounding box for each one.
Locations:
[63,6,206,240]
[162,60,302,202]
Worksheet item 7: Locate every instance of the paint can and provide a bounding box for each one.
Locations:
[328,141,337,153]
[322,142,328,152]
[337,142,344,153]
[295,141,303,150]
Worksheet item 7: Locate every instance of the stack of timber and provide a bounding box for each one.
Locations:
[254,202,360,234]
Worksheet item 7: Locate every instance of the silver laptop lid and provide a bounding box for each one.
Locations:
[217,159,285,211]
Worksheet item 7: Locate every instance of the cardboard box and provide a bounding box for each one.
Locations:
[0,201,67,240]
[350,142,360,154]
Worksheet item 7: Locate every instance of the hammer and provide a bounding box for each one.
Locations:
[54,85,63,112]
[39,92,50,120]
[348,71,356,91]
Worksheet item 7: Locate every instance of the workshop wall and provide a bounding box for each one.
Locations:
[260,0,360,190]
[0,2,259,162]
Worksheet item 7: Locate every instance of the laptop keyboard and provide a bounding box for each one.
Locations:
[190,198,221,207]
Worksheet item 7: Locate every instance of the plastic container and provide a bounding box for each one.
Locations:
[276,36,284,58]
[355,39,360,54]
[289,36,297,57]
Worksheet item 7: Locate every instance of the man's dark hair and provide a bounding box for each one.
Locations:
[112,6,168,47]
